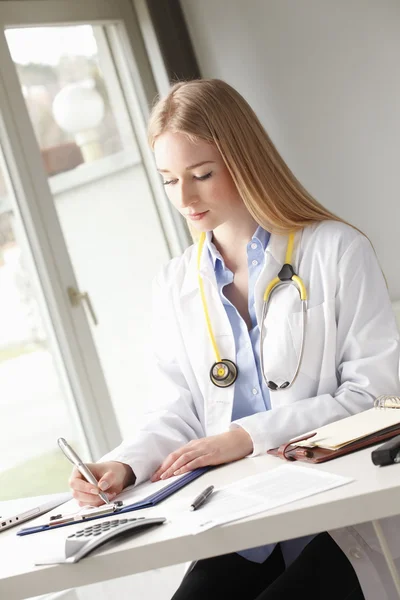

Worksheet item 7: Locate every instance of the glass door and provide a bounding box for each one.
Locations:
[0,1,186,497]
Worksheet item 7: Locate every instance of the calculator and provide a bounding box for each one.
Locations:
[63,516,166,563]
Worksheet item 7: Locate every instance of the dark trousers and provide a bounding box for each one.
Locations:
[171,532,365,600]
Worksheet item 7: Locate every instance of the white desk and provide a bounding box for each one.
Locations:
[1,449,400,600]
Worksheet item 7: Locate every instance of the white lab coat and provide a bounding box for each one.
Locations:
[104,220,400,599]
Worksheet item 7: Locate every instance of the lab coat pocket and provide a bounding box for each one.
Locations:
[288,300,334,381]
[261,305,298,388]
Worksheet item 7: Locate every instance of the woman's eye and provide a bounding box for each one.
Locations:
[194,172,212,181]
[162,172,212,185]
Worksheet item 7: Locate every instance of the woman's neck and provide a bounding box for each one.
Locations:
[212,215,259,273]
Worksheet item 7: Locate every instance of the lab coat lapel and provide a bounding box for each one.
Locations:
[254,232,286,326]
[179,245,235,436]
[254,230,303,326]
[254,229,304,408]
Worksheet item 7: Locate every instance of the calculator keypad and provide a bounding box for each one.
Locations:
[68,517,144,539]
[60,516,165,564]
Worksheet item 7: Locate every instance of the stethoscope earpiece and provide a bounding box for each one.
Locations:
[267,381,290,390]
[209,360,238,388]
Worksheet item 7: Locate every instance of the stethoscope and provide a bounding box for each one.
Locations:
[197,231,308,390]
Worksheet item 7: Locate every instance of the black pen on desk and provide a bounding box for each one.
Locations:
[190,485,215,511]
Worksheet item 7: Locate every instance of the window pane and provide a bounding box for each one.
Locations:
[5,25,132,176]
[6,24,171,441]
[0,167,87,500]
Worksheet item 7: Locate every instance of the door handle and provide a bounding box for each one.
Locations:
[67,286,98,326]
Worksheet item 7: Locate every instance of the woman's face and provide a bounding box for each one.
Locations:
[154,131,245,233]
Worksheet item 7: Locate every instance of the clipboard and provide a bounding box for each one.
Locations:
[17,466,209,536]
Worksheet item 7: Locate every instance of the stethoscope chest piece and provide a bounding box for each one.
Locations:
[210,359,238,388]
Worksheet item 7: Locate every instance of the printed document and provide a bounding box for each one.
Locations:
[187,464,353,533]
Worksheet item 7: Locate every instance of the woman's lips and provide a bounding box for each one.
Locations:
[187,211,209,221]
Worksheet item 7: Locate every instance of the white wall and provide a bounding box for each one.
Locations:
[181,0,400,300]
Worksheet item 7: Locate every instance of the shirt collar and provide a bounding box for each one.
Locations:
[206,225,270,269]
[253,226,270,253]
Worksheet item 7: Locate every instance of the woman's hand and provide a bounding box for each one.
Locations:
[69,461,135,507]
[151,429,253,482]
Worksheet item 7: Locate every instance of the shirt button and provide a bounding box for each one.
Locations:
[251,243,258,250]
[252,388,258,395]
[252,259,258,266]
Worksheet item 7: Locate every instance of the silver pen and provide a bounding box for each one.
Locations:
[190,485,215,511]
[57,437,111,505]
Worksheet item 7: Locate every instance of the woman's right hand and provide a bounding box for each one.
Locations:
[68,461,135,507]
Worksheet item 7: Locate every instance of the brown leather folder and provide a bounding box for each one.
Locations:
[267,423,400,464]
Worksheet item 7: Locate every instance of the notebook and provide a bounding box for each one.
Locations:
[17,466,209,536]
[268,395,400,464]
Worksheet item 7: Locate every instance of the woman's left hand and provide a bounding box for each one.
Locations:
[151,428,253,481]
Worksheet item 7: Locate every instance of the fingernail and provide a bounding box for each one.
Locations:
[99,481,110,491]
[173,470,180,476]
[160,473,166,480]
[90,488,97,494]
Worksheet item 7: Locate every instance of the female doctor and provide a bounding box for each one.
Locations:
[69,79,400,599]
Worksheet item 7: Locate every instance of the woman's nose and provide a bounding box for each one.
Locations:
[178,183,196,209]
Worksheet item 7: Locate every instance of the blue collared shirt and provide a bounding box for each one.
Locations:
[207,227,272,421]
[206,226,313,564]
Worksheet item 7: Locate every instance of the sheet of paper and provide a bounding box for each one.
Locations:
[186,464,353,533]
[40,473,188,522]
[294,408,400,450]
[114,472,188,505]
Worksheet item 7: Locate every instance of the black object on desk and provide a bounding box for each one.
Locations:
[190,485,214,511]
[371,434,400,466]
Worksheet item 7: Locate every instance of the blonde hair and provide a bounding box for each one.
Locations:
[148,79,351,237]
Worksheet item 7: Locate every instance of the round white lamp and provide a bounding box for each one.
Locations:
[52,80,105,162]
